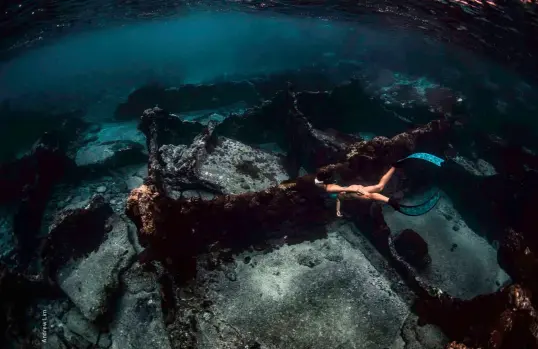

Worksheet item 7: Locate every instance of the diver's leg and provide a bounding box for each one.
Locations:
[363,167,396,193]
[358,192,401,210]
[367,192,389,203]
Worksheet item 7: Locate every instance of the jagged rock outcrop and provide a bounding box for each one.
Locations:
[8,132,76,265]
[0,107,88,163]
[1,131,75,206]
[114,82,260,120]
[41,195,114,278]
[296,79,412,135]
[113,65,363,122]
[414,283,538,349]
[126,113,452,279]
[57,214,136,322]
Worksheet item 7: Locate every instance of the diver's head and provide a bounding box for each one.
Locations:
[315,169,333,185]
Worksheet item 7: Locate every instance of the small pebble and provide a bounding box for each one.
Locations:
[225,271,237,282]
[96,186,107,193]
[110,199,116,205]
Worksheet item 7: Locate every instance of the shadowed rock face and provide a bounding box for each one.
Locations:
[41,195,114,278]
[8,132,76,266]
[114,82,261,120]
[394,229,431,270]
[57,214,136,322]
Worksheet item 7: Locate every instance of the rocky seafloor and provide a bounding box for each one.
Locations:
[1,65,538,349]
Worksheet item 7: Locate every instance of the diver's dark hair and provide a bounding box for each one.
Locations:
[316,169,333,184]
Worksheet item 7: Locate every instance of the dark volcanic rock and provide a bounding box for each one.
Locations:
[0,106,89,163]
[296,80,412,136]
[498,228,538,294]
[114,81,260,120]
[0,263,59,347]
[218,88,360,174]
[139,107,205,148]
[10,132,76,265]
[41,195,114,278]
[114,65,362,122]
[286,87,357,172]
[414,283,538,349]
[57,214,135,322]
[393,229,431,270]
[1,131,75,205]
[215,91,292,147]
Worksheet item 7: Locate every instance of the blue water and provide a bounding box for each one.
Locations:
[1,12,356,114]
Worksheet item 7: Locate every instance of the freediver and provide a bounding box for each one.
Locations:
[314,152,445,217]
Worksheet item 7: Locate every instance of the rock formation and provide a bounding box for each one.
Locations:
[124,79,538,349]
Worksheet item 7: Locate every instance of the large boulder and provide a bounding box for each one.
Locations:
[109,262,171,349]
[0,106,88,163]
[75,140,147,171]
[160,136,289,196]
[0,131,75,205]
[61,308,112,348]
[393,229,431,271]
[7,132,76,265]
[42,195,114,277]
[57,214,136,322]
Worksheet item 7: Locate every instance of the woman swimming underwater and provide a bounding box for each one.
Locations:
[314,152,445,217]
[315,166,400,217]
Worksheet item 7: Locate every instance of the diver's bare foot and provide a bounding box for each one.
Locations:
[336,211,343,217]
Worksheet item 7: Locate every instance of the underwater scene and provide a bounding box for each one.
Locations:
[1,1,538,348]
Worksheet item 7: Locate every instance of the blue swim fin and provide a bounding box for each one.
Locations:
[396,190,441,216]
[395,152,445,167]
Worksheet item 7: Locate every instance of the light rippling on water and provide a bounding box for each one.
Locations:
[1,0,537,75]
